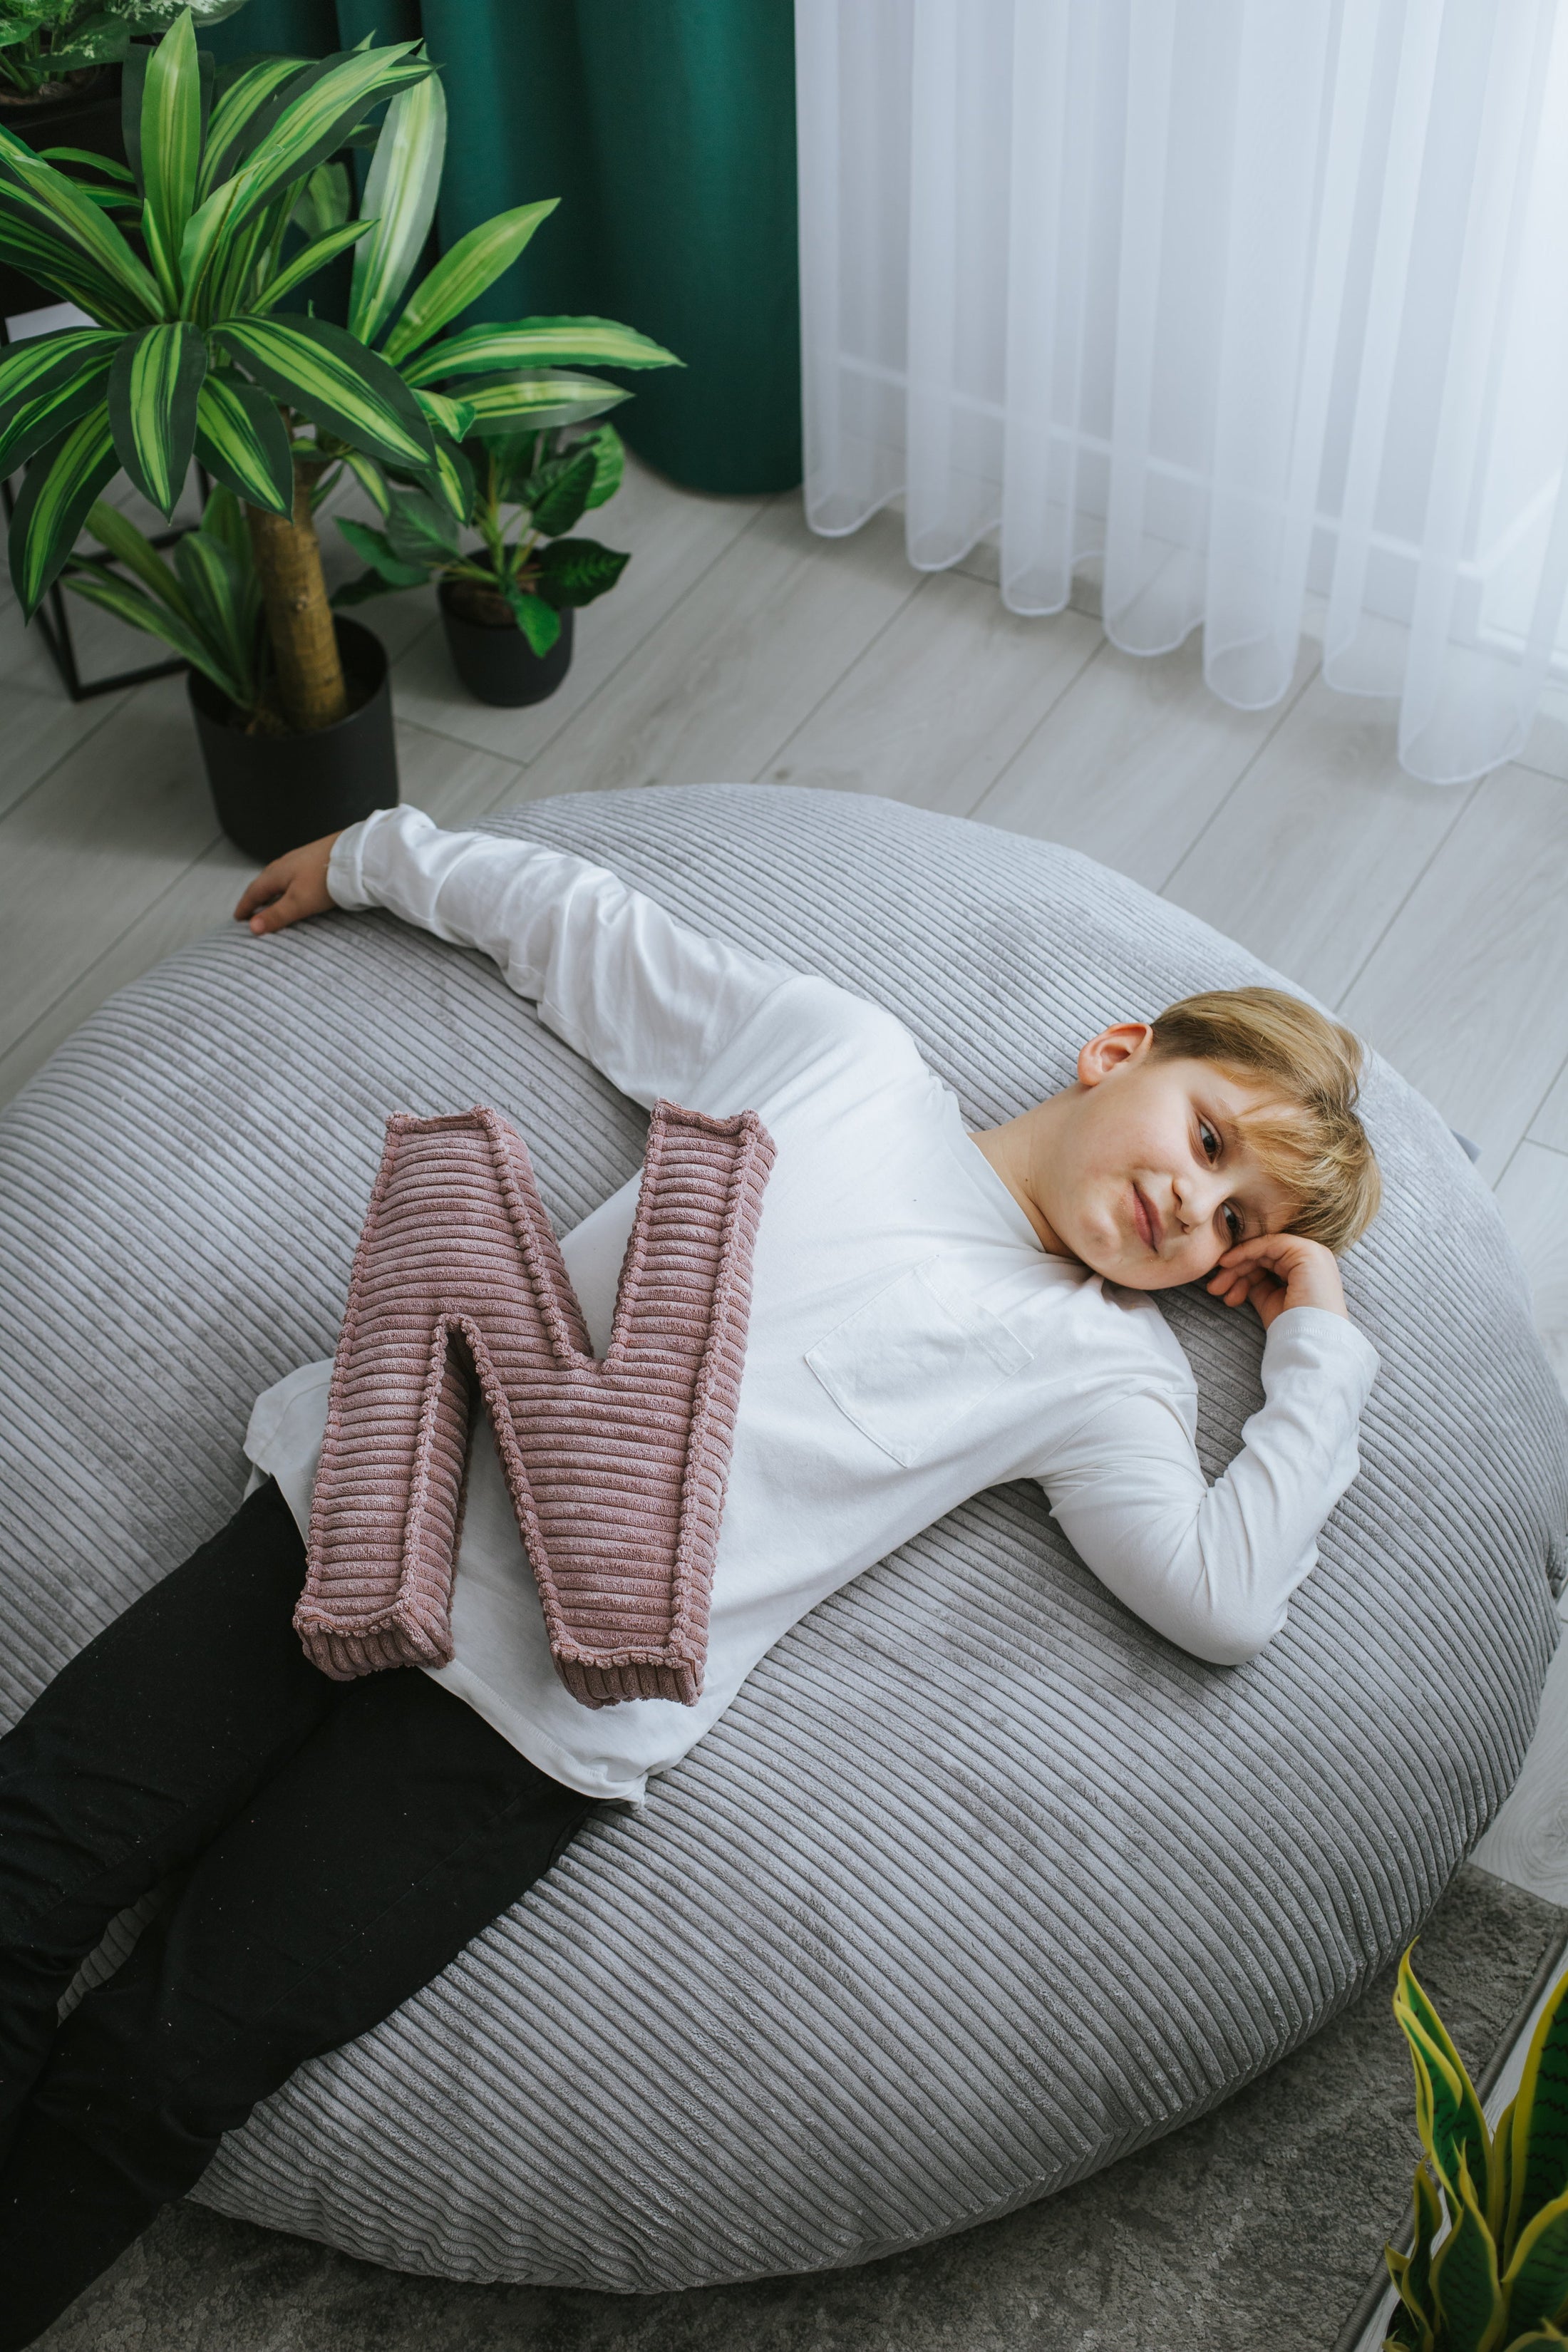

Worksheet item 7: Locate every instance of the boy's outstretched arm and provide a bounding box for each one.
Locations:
[234,806,796,1108]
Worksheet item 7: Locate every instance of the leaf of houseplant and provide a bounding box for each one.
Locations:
[421,423,474,532]
[412,386,474,443]
[9,406,120,615]
[252,215,368,316]
[329,566,400,607]
[502,577,561,655]
[197,52,299,199]
[64,560,247,701]
[212,314,436,472]
[1397,1955,1492,2212]
[402,315,680,386]
[1427,2152,1505,2352]
[382,485,460,568]
[83,495,199,622]
[193,372,293,513]
[0,326,120,474]
[348,68,444,349]
[534,535,628,608]
[525,445,596,537]
[1509,1958,1568,2249]
[456,371,630,437]
[381,198,557,366]
[1502,2182,1568,2337]
[138,3,200,308]
[580,420,624,509]
[0,127,163,326]
[334,515,427,587]
[107,319,207,517]
[173,523,257,701]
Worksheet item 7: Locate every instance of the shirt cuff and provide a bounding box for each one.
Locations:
[1263,1303,1379,1405]
[326,809,398,911]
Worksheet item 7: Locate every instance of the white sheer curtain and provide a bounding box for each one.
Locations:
[795,0,1568,785]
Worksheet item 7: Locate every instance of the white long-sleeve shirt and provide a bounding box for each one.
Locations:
[243,806,1379,1805]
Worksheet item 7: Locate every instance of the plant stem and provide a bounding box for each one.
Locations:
[244,458,348,732]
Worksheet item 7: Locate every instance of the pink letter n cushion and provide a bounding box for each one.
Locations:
[295,1101,776,1706]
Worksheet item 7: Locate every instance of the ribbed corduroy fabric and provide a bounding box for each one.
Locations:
[296,1100,775,1702]
[1,785,1563,2291]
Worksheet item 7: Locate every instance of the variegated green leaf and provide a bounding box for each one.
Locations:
[252,215,371,316]
[349,69,444,349]
[0,326,120,474]
[107,319,206,517]
[289,158,351,242]
[381,199,557,366]
[1503,2182,1568,2337]
[193,371,293,513]
[1398,1951,1493,2213]
[422,425,473,530]
[580,420,623,510]
[139,5,201,306]
[83,495,198,622]
[525,446,595,537]
[173,523,257,698]
[1510,1956,1568,2251]
[458,371,629,438]
[535,534,628,609]
[197,52,299,199]
[0,125,162,326]
[334,445,391,517]
[218,41,431,237]
[38,148,137,183]
[1428,2153,1505,2352]
[413,386,474,443]
[334,515,426,587]
[503,579,562,655]
[382,485,460,568]
[199,478,249,567]
[65,560,246,698]
[403,314,679,387]
[212,313,435,471]
[9,406,119,616]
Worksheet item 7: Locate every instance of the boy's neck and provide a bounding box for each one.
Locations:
[968,1102,1078,1259]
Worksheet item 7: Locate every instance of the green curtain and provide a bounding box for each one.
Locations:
[202,0,802,494]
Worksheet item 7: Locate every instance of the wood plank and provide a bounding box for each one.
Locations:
[0,594,133,825]
[507,498,919,801]
[1526,1055,1568,1156]
[0,720,527,1112]
[1493,1140,1568,1406]
[1338,767,1568,1179]
[765,568,1100,815]
[379,455,767,765]
[972,630,1318,892]
[1161,674,1480,1006]
[0,673,217,1059]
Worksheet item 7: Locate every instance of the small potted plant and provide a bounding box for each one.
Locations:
[1381,1944,1568,2350]
[0,8,677,855]
[333,417,632,707]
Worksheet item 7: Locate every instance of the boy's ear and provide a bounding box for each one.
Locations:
[1078,1021,1155,1087]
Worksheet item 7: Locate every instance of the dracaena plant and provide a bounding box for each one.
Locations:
[0,6,677,732]
[331,417,631,658]
[0,0,245,97]
[1383,1946,1568,2352]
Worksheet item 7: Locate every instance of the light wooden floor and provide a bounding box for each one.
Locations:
[2,456,1566,1902]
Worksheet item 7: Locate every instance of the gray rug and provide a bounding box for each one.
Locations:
[37,1864,1566,2352]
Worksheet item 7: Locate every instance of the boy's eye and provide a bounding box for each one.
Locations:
[1199,1120,1219,1161]
[1222,1202,1243,1244]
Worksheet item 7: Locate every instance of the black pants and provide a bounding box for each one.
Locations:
[0,1477,599,2349]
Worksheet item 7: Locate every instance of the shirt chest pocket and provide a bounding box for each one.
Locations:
[805,1255,1034,1469]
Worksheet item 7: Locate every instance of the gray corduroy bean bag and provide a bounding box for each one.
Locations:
[1,783,1564,2291]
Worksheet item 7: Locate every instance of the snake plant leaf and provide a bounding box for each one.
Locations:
[107,320,207,517]
[411,386,474,443]
[173,524,256,699]
[197,52,299,199]
[1398,1954,1492,2212]
[9,406,119,615]
[0,127,163,326]
[212,314,436,472]
[502,577,562,656]
[455,371,631,438]
[525,445,596,537]
[1495,2093,1518,2252]
[0,326,120,475]
[381,198,557,366]
[1428,2151,1505,2352]
[64,559,246,700]
[1500,2333,1568,2348]
[1509,1964,1568,2252]
[1502,2181,1568,2337]
[251,215,371,316]
[193,371,293,513]
[138,4,201,306]
[349,69,444,349]
[1384,2248,1430,2348]
[1408,2160,1443,2326]
[534,534,628,609]
[334,515,427,587]
[83,495,198,622]
[402,315,680,387]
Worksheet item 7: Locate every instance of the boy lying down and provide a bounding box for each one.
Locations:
[0,807,1380,2346]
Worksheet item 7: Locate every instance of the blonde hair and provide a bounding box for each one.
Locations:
[1148,987,1381,1253]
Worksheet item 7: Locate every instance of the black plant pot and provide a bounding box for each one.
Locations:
[439,579,574,707]
[0,68,123,320]
[190,617,398,864]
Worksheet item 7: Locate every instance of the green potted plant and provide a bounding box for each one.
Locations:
[0,6,677,855]
[333,417,632,707]
[1382,1944,1568,2350]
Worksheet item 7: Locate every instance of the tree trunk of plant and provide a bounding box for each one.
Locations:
[245,460,348,733]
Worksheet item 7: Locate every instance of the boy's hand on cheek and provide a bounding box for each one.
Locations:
[1205,1232,1347,1331]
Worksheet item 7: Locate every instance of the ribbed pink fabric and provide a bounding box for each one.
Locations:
[295,1101,775,1705]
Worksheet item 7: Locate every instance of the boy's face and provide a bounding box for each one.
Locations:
[1041,1026,1302,1291]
